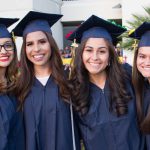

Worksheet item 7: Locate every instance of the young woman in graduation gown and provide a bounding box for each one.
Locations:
[0,18,25,150]
[130,22,150,150]
[13,11,80,150]
[69,15,143,150]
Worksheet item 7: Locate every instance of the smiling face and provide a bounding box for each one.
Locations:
[25,31,51,70]
[0,38,14,68]
[82,38,109,78]
[137,47,150,82]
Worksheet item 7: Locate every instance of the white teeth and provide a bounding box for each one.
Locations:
[143,67,150,70]
[33,55,44,59]
[0,56,9,60]
[89,62,100,66]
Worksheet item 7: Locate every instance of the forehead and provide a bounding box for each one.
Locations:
[85,38,108,46]
[26,31,47,41]
[0,37,12,43]
[138,47,150,55]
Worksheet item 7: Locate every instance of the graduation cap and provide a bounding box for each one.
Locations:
[12,11,63,37]
[0,18,19,38]
[67,15,127,43]
[129,22,150,47]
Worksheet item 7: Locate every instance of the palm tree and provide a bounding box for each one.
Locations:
[121,6,150,50]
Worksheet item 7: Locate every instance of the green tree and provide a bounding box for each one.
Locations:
[121,6,150,50]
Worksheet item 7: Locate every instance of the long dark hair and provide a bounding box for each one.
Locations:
[0,38,19,94]
[15,32,70,107]
[132,48,150,133]
[70,38,131,116]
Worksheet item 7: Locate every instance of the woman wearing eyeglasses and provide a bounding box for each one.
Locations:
[0,18,25,150]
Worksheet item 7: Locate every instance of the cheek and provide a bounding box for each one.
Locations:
[82,53,88,65]
[46,44,51,54]
[9,51,15,60]
[103,54,109,64]
[136,57,142,67]
[136,58,144,73]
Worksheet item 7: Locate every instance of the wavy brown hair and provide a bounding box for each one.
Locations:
[0,38,19,94]
[15,32,71,107]
[132,48,150,133]
[70,38,131,115]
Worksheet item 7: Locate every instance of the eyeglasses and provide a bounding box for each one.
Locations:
[0,42,14,52]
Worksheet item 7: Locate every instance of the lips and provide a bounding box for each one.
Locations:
[33,54,44,61]
[143,67,150,70]
[140,65,150,71]
[89,62,101,67]
[0,56,9,62]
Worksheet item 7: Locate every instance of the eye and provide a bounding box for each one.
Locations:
[40,39,47,44]
[98,48,107,54]
[26,42,33,47]
[99,50,106,53]
[138,54,145,59]
[5,43,13,48]
[84,48,92,52]
[140,56,144,58]
[4,42,14,50]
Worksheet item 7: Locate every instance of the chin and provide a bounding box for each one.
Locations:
[89,71,101,75]
[141,73,150,78]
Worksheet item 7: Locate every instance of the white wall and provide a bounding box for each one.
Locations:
[0,0,33,11]
[0,0,63,59]
[122,0,150,27]
[61,0,122,22]
[122,0,150,64]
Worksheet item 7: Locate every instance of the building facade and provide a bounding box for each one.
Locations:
[0,0,150,63]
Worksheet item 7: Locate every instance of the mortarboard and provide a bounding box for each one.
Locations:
[129,22,150,47]
[12,11,63,37]
[0,18,19,38]
[67,15,127,43]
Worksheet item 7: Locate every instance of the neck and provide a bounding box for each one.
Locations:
[90,71,107,89]
[34,65,52,78]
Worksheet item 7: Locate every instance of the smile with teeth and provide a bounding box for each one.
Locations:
[141,66,150,70]
[0,56,9,61]
[33,54,44,60]
[89,62,100,66]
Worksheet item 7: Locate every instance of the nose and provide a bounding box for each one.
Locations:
[145,58,150,65]
[0,46,7,54]
[92,51,98,60]
[33,44,41,52]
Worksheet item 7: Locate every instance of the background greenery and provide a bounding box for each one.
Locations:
[120,6,150,51]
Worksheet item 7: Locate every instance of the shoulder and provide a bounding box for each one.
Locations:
[122,63,132,71]
[122,63,132,79]
[0,95,17,122]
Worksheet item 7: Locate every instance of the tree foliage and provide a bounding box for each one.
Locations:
[121,6,150,50]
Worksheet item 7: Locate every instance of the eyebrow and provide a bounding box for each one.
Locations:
[26,37,47,43]
[138,53,144,55]
[2,40,12,43]
[138,52,148,55]
[84,46,107,49]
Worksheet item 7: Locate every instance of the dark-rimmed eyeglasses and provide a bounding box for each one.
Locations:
[0,42,14,52]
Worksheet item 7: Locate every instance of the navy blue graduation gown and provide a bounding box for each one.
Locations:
[143,81,150,150]
[23,76,81,150]
[122,63,132,81]
[0,94,25,150]
[77,80,143,150]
